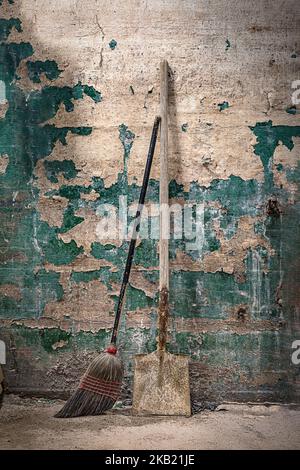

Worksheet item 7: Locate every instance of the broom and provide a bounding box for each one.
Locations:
[55,116,161,418]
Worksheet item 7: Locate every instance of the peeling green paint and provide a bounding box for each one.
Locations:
[225,39,231,51]
[220,214,238,239]
[58,206,84,233]
[118,123,135,180]
[218,101,229,111]
[123,283,156,311]
[30,125,92,165]
[170,271,244,319]
[26,60,62,83]
[58,184,92,200]
[181,123,188,132]
[91,238,158,271]
[286,160,300,185]
[250,120,300,189]
[109,39,117,50]
[0,17,99,318]
[286,106,298,115]
[27,83,101,123]
[5,324,110,355]
[71,267,120,290]
[173,330,285,372]
[0,18,21,41]
[71,269,103,284]
[0,42,33,82]
[37,220,84,265]
[0,267,63,318]
[44,160,79,183]
[79,83,102,103]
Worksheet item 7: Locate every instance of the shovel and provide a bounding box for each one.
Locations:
[132,60,191,416]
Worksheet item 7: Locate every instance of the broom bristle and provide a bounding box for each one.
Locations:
[55,348,123,418]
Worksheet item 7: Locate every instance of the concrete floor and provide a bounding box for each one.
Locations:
[0,395,299,450]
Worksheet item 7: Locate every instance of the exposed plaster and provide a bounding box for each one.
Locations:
[0,153,9,174]
[171,216,271,280]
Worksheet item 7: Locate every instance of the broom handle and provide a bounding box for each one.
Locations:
[158,59,169,352]
[110,116,161,345]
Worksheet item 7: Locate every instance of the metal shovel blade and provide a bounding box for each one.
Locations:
[132,350,191,416]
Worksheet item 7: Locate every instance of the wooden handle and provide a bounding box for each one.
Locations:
[159,59,169,291]
[158,59,169,351]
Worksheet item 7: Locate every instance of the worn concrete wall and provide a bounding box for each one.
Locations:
[0,0,299,405]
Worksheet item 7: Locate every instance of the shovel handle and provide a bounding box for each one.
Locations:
[110,116,161,346]
[158,59,169,351]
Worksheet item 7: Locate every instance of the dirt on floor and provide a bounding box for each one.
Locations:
[0,395,299,450]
